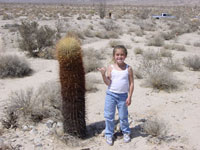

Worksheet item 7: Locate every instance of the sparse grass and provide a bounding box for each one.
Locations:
[183,55,200,71]
[0,54,32,78]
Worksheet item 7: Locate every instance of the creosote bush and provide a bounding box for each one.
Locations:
[0,54,32,78]
[137,53,180,91]
[2,81,62,128]
[18,21,56,57]
[183,55,200,71]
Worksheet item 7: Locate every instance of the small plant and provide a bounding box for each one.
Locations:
[160,49,172,57]
[148,35,164,47]
[142,118,167,138]
[183,55,200,71]
[0,54,32,78]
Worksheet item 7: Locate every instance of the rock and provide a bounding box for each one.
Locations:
[46,120,54,128]
[30,128,38,135]
[55,122,64,137]
[22,125,31,131]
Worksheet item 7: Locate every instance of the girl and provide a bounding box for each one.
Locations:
[98,45,134,146]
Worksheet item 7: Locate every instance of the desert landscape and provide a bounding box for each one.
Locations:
[0,1,200,150]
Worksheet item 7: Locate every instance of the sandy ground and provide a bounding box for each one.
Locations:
[0,8,200,150]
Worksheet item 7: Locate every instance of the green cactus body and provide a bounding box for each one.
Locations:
[56,37,86,138]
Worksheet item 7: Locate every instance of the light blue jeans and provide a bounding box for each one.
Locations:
[104,90,131,138]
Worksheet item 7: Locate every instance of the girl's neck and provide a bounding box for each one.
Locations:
[114,62,126,70]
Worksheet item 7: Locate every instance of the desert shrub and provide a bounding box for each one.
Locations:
[84,29,95,38]
[164,58,183,72]
[98,1,106,19]
[134,47,143,55]
[144,66,179,91]
[135,29,145,37]
[148,35,164,47]
[0,54,32,78]
[107,31,119,39]
[160,32,176,40]
[102,19,119,32]
[83,48,103,73]
[3,81,62,126]
[136,9,151,19]
[164,44,186,51]
[137,56,180,91]
[142,118,167,138]
[109,40,123,48]
[18,21,56,57]
[160,49,172,57]
[143,49,161,60]
[174,45,186,51]
[183,55,200,71]
[193,42,200,47]
[37,47,56,59]
[85,73,101,92]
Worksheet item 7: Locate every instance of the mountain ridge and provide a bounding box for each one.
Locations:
[0,0,199,6]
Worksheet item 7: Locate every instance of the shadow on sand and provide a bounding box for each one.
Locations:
[85,120,148,140]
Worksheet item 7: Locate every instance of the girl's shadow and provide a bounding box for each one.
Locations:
[86,119,148,139]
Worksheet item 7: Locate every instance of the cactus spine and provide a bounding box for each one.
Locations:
[56,36,86,138]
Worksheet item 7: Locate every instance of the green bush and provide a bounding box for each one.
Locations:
[0,55,32,78]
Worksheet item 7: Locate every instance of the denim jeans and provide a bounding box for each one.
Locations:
[104,90,131,138]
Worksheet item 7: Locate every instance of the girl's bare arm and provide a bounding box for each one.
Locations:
[126,66,134,106]
[97,66,111,86]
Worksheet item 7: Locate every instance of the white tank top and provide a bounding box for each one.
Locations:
[108,64,129,94]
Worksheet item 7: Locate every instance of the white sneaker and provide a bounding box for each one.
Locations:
[105,136,113,146]
[123,134,131,143]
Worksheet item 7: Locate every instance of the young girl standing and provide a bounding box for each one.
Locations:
[98,45,134,146]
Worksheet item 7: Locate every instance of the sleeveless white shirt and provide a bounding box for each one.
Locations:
[108,64,129,94]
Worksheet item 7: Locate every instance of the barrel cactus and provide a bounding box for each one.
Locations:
[56,36,86,138]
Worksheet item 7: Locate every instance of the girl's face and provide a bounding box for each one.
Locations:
[113,48,127,65]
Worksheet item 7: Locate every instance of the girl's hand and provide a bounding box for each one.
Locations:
[97,67,106,75]
[126,97,131,106]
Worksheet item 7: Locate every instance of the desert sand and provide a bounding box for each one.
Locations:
[0,3,200,150]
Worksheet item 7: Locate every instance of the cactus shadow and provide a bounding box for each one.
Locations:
[86,120,105,139]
